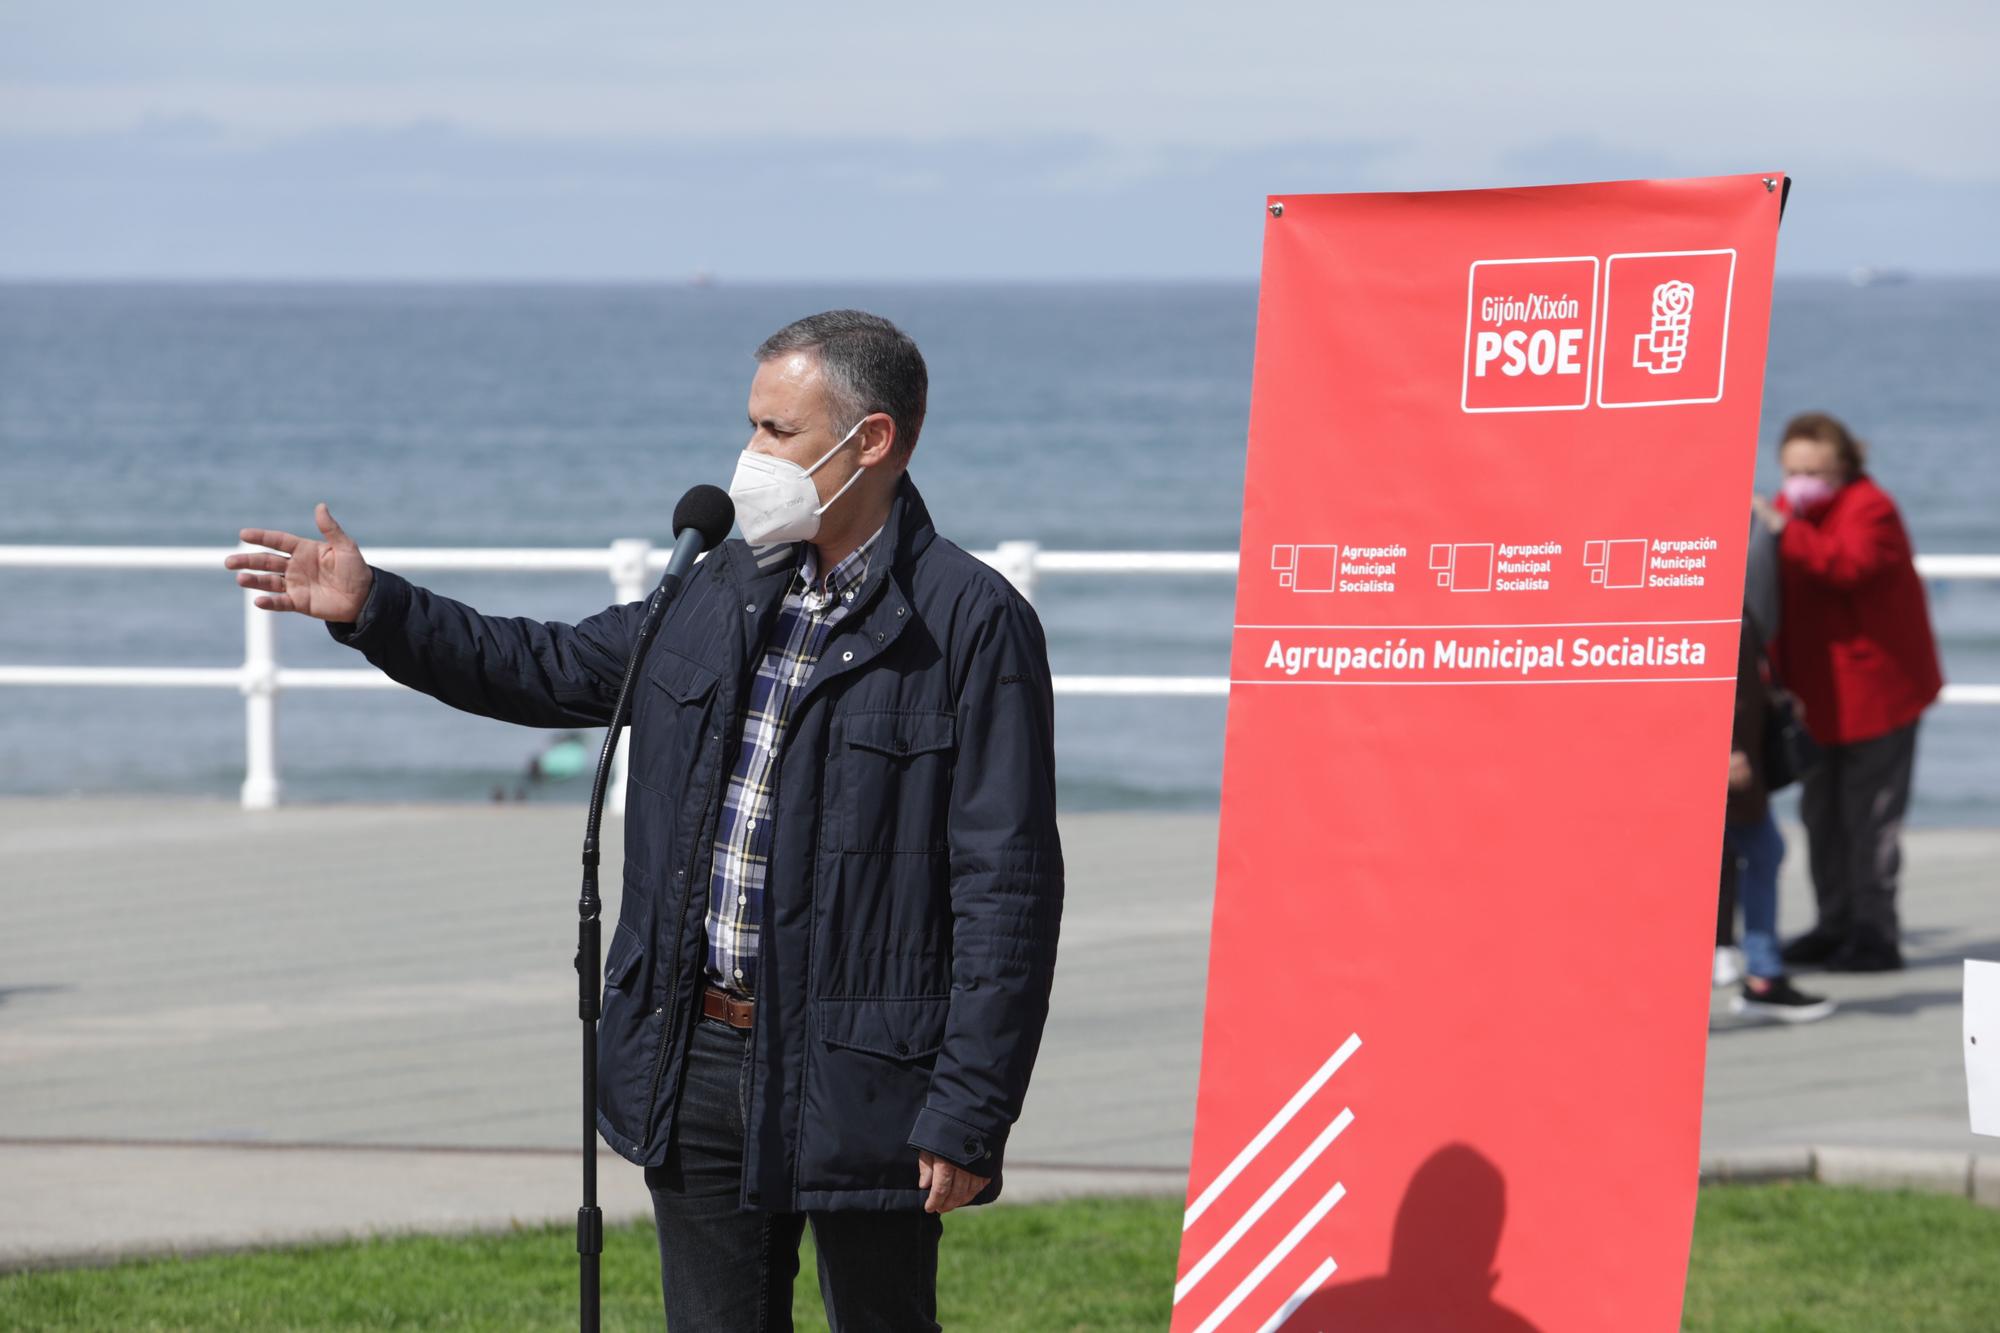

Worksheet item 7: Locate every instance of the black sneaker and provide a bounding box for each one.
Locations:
[1731,976,1836,1023]
[1826,936,1905,973]
[1779,928,1844,967]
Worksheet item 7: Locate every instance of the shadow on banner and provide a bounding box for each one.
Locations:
[1292,1144,1544,1333]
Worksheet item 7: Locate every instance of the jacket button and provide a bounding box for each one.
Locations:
[744,603,756,614]
[841,650,854,662]
[963,1136,982,1157]
[895,739,909,754]
[893,1039,909,1055]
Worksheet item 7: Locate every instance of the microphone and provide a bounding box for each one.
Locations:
[648,484,736,616]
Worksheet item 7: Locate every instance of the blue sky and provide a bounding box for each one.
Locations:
[4,1,1995,280]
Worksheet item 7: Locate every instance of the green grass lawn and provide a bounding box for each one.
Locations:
[4,1184,1998,1331]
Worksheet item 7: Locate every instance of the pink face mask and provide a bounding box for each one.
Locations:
[1780,473,1838,517]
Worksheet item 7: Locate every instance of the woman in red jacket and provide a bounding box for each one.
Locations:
[1752,411,1943,972]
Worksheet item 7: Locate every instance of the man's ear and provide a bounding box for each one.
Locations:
[855,412,899,468]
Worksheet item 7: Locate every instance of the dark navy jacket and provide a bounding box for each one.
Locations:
[328,475,1063,1210]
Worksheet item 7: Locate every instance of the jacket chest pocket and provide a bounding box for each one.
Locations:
[633,650,722,797]
[835,709,955,853]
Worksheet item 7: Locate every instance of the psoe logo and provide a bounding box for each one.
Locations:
[1597,249,1736,407]
[1633,280,1696,374]
[1461,257,1599,413]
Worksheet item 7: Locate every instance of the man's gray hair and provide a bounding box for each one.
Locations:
[756,310,928,456]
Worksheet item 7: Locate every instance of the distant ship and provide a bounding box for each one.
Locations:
[1849,266,1913,287]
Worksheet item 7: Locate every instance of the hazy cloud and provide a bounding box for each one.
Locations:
[2,1,1993,277]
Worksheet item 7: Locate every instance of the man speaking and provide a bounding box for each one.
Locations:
[224,310,1065,1330]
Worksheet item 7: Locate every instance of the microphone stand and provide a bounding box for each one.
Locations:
[573,547,696,1333]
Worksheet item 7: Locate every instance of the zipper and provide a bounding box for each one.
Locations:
[748,737,787,1210]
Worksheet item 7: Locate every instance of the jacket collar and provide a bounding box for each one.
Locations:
[872,472,938,589]
[708,473,936,669]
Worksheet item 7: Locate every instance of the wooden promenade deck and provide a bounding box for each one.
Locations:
[1,798,1992,1268]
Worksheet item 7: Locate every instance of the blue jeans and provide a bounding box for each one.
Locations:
[1723,811,1786,979]
[644,1015,943,1331]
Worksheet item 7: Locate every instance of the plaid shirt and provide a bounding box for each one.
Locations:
[705,526,882,995]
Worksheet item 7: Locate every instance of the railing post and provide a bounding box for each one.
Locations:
[606,539,653,818]
[992,540,1041,606]
[240,582,281,811]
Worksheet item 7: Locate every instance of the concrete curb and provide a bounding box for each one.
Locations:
[0,1139,1187,1276]
[1700,1145,2000,1206]
[3,1141,1993,1276]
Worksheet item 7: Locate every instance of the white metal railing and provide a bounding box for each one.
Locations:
[2,543,1996,811]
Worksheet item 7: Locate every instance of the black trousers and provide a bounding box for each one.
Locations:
[1799,720,1920,948]
[643,1015,943,1332]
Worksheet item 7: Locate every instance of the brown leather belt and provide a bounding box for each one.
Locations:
[701,984,756,1029]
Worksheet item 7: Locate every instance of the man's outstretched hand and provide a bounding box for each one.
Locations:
[224,503,374,622]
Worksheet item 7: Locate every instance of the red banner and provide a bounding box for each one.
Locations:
[1175,175,1784,1332]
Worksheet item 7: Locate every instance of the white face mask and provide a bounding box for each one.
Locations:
[727,418,868,545]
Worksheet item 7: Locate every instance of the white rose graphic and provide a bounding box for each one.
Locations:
[1634,279,1694,374]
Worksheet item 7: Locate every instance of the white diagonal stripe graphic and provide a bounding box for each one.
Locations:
[1254,1256,1340,1333]
[1175,1108,1354,1303]
[1184,1033,1360,1229]
[1193,1183,1347,1333]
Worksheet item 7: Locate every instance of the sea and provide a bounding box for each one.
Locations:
[2,280,1996,824]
